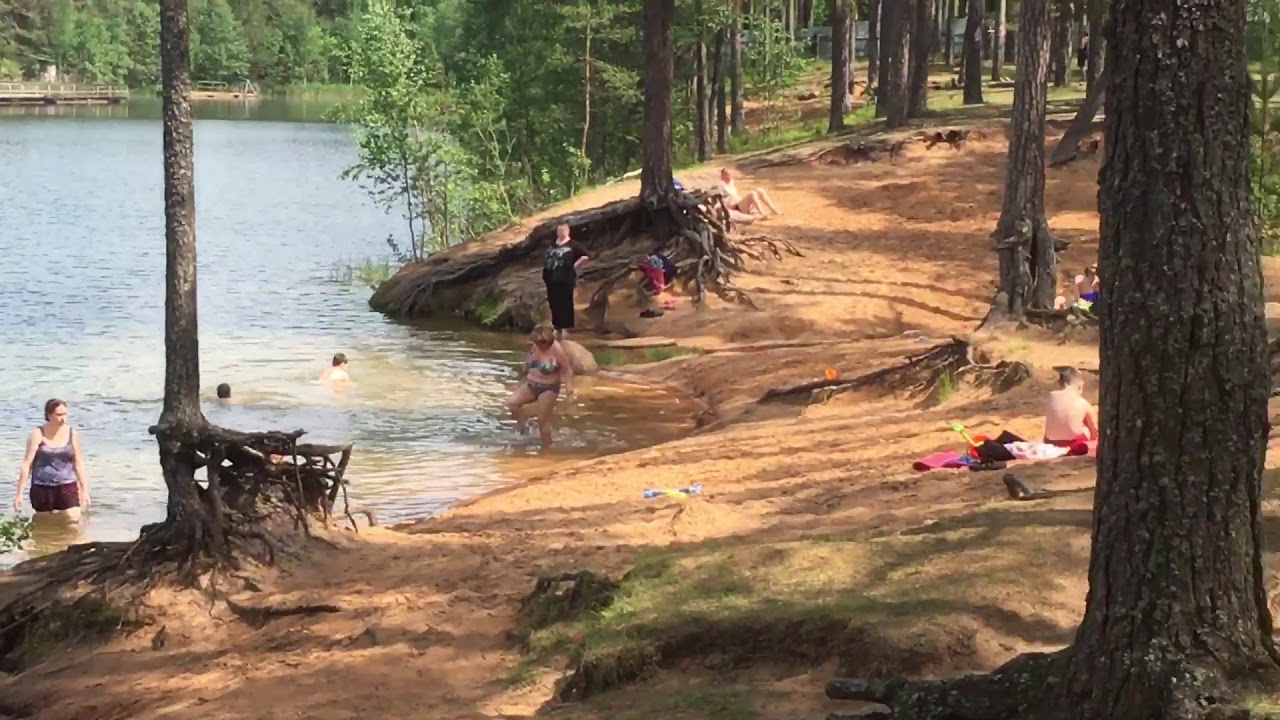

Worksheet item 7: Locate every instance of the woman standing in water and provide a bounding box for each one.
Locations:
[542,224,590,341]
[506,325,575,449]
[13,399,90,516]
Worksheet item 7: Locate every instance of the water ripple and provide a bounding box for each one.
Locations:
[1,116,695,560]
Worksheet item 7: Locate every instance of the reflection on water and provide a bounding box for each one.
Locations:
[1,113,695,567]
[0,96,343,123]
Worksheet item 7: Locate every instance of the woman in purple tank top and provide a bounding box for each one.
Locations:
[13,399,90,516]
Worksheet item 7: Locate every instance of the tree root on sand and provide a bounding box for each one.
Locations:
[0,422,355,671]
[825,649,1280,720]
[759,339,1030,406]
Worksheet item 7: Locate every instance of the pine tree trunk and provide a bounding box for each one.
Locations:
[845,0,856,110]
[695,16,710,161]
[867,0,881,91]
[730,3,746,134]
[986,0,1053,321]
[943,0,955,65]
[962,0,984,104]
[907,0,932,117]
[1085,0,1105,96]
[879,0,912,126]
[713,26,728,153]
[641,0,675,199]
[992,0,1006,80]
[828,0,850,132]
[157,0,220,560]
[1050,0,1071,86]
[1059,0,1280,708]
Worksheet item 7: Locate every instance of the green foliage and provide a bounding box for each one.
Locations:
[0,513,33,553]
[1250,0,1280,253]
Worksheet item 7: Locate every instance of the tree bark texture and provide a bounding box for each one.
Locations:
[867,0,881,90]
[907,0,933,117]
[962,0,984,104]
[158,0,221,557]
[1062,0,1280,708]
[730,4,745,134]
[641,0,675,199]
[992,0,1006,80]
[160,0,201,429]
[943,0,955,64]
[713,26,728,154]
[1050,0,1071,86]
[695,26,710,161]
[828,0,850,132]
[1085,0,1105,96]
[845,0,856,110]
[989,0,1053,318]
[879,0,912,127]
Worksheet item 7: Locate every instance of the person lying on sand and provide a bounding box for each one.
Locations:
[1043,367,1098,456]
[319,353,351,383]
[717,167,781,218]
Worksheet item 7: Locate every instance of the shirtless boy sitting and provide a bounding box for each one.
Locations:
[717,168,782,219]
[1044,367,1098,455]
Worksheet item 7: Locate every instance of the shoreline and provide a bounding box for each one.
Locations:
[2,115,1223,720]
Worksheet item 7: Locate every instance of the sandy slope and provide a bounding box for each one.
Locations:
[7,122,1280,720]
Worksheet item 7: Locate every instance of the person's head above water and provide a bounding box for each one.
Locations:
[1057,367,1084,393]
[216,383,231,400]
[530,324,556,350]
[555,223,571,244]
[44,398,68,425]
[332,353,348,368]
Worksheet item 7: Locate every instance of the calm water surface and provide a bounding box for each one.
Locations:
[0,105,694,563]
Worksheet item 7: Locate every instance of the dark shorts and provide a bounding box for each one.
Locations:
[545,280,576,330]
[527,380,561,398]
[30,482,80,512]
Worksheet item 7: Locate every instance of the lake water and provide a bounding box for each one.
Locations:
[0,100,694,562]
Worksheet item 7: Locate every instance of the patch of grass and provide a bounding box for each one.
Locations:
[594,346,700,367]
[272,83,367,102]
[618,687,758,720]
[0,514,32,553]
[936,368,957,402]
[327,257,395,290]
[473,297,507,327]
[522,514,1088,699]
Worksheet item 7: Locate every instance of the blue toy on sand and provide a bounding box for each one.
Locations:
[643,484,702,499]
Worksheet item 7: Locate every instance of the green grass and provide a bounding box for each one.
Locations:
[519,515,1087,697]
[271,82,367,101]
[593,346,700,367]
[473,297,507,327]
[935,368,957,402]
[327,257,395,290]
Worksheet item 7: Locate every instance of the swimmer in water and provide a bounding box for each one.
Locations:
[216,383,232,404]
[319,353,351,383]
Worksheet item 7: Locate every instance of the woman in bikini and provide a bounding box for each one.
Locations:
[505,325,575,449]
[13,399,91,517]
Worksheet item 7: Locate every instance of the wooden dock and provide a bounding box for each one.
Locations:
[0,82,129,106]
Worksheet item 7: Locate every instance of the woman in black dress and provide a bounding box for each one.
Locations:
[542,223,590,340]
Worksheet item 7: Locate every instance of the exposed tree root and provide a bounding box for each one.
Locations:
[224,598,342,629]
[585,191,801,323]
[758,339,1030,406]
[0,421,355,672]
[826,651,1061,720]
[515,571,620,639]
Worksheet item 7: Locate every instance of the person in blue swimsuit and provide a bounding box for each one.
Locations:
[13,399,90,517]
[505,325,575,449]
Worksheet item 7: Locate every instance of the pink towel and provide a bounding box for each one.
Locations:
[912,451,969,471]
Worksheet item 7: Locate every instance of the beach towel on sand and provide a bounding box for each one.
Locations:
[912,451,976,471]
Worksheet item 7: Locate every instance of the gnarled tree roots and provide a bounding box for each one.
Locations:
[759,338,1030,406]
[826,649,1279,720]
